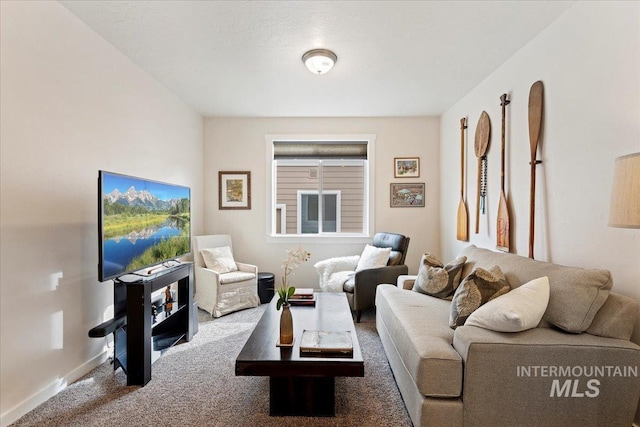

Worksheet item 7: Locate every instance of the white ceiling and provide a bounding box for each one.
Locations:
[60,1,575,117]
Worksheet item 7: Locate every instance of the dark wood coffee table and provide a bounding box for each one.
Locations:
[235,292,364,416]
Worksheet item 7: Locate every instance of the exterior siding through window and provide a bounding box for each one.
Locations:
[276,164,364,234]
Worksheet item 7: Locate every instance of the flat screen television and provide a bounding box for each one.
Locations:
[98,170,191,282]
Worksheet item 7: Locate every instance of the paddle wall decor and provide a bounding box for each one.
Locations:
[463,81,545,258]
[474,111,491,234]
[457,117,469,241]
[496,94,511,252]
[528,81,544,259]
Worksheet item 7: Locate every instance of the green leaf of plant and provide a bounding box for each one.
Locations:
[287,286,296,298]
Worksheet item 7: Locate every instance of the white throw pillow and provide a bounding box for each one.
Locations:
[355,244,391,272]
[465,276,550,333]
[201,246,238,273]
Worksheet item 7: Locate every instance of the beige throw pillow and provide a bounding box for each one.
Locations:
[465,276,550,332]
[355,244,391,272]
[449,265,511,329]
[201,246,238,273]
[412,253,467,299]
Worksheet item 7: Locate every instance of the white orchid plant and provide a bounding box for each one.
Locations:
[276,247,311,310]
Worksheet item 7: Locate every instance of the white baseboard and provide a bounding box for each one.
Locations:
[0,350,108,427]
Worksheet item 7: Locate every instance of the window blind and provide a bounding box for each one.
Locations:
[273,141,367,159]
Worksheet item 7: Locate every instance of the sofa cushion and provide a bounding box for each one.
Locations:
[219,271,255,284]
[586,292,640,340]
[412,253,467,299]
[356,244,391,272]
[459,245,613,333]
[449,265,510,329]
[465,276,550,332]
[376,284,462,397]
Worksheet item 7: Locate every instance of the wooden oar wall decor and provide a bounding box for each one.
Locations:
[474,111,490,234]
[528,81,544,259]
[496,94,510,252]
[456,117,469,241]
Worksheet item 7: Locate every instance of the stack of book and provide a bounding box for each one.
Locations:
[299,330,353,357]
[288,288,316,306]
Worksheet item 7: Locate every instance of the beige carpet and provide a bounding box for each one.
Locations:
[11,305,412,427]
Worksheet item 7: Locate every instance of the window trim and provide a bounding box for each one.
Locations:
[265,134,376,243]
[275,203,287,234]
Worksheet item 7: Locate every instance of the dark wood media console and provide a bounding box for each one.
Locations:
[89,263,195,386]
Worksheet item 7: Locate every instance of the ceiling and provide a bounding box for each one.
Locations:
[60,1,575,117]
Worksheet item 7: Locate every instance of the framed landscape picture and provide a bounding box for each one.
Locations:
[390,182,425,207]
[394,157,420,178]
[219,171,251,210]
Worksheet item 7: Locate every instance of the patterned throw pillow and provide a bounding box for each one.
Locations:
[412,253,467,299]
[449,265,511,329]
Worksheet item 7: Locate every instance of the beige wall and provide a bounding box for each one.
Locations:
[204,117,440,286]
[0,2,203,425]
[440,2,640,421]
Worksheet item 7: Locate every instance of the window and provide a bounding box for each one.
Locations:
[266,135,375,239]
[298,190,340,233]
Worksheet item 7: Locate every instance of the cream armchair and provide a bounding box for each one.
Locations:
[193,235,259,317]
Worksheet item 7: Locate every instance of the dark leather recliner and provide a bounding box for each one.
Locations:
[315,232,410,322]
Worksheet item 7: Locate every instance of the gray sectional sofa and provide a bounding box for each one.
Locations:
[375,245,640,427]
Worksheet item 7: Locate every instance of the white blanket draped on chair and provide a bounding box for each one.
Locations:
[314,255,359,292]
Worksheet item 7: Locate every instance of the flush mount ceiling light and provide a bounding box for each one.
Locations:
[302,49,337,74]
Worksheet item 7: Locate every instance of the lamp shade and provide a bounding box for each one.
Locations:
[608,152,640,228]
[302,49,337,74]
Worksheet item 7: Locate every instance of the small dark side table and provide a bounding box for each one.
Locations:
[257,272,275,304]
